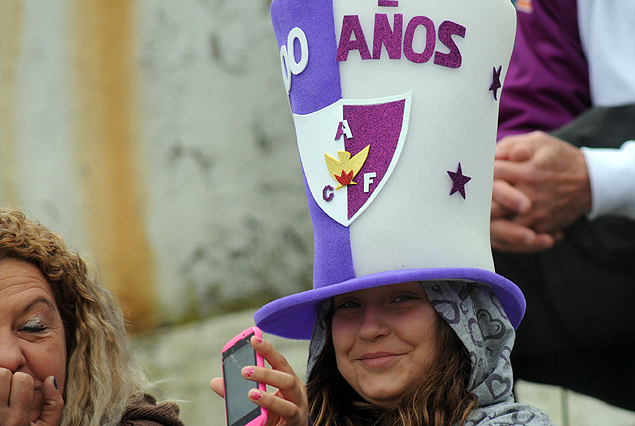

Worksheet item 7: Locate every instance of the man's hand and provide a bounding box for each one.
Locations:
[491,131,592,253]
[491,178,558,252]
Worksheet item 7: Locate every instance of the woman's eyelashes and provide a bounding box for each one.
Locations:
[19,316,49,334]
[392,293,420,303]
[335,299,361,310]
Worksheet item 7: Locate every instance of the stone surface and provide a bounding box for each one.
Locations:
[0,0,314,328]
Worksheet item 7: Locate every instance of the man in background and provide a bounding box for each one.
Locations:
[492,0,635,410]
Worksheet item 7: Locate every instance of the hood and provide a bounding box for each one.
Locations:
[306,280,553,425]
[424,281,514,405]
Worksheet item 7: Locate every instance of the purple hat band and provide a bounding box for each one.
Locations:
[254,267,525,340]
[257,0,524,339]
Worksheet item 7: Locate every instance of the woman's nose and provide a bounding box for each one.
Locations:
[0,332,26,373]
[357,304,390,340]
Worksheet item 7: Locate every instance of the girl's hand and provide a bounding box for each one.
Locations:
[210,336,309,426]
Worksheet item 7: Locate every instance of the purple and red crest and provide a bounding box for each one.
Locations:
[294,93,411,226]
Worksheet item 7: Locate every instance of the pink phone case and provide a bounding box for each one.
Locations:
[222,326,267,426]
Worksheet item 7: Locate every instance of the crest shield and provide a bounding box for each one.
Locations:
[293,93,411,226]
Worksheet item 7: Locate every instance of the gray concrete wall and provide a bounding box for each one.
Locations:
[0,0,313,330]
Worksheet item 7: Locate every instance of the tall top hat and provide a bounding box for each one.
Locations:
[254,0,523,339]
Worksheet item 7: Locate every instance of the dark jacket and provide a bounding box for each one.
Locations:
[118,394,185,426]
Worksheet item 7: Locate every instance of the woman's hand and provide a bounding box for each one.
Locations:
[0,370,64,426]
[210,336,309,426]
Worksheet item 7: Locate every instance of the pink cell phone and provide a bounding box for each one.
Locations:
[222,326,267,426]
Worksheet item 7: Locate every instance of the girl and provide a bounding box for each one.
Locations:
[212,280,552,426]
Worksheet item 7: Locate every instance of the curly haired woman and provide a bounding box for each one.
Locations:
[0,208,184,426]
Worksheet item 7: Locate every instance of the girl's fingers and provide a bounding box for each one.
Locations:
[245,338,304,403]
[210,377,225,398]
[241,366,309,426]
[232,337,309,426]
[250,336,294,375]
[249,389,307,426]
[242,366,303,402]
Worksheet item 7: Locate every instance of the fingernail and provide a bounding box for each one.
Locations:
[253,336,263,344]
[250,390,262,401]
[53,376,58,390]
[243,367,255,377]
[519,200,531,213]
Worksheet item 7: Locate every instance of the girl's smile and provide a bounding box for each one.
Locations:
[332,281,439,408]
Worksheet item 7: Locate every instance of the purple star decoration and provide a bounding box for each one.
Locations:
[489,65,502,100]
[447,162,471,199]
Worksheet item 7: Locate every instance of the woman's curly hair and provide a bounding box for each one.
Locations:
[0,208,149,426]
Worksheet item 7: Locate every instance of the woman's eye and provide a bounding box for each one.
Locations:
[336,300,360,310]
[393,294,418,303]
[20,318,48,333]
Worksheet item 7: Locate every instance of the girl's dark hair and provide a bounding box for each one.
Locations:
[306,303,477,426]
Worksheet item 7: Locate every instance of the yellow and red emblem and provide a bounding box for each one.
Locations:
[324,145,370,189]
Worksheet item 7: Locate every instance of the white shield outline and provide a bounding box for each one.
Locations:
[293,92,411,227]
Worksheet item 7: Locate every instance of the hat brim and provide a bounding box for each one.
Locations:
[254,267,525,339]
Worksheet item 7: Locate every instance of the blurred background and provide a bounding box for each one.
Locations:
[0,0,313,331]
[1,1,634,425]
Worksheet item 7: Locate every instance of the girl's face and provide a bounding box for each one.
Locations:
[332,281,439,408]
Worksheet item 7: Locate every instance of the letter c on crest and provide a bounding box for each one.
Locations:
[323,185,334,202]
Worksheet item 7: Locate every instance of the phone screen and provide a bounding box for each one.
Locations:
[222,332,261,426]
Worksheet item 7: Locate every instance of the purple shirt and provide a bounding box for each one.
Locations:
[498,0,591,139]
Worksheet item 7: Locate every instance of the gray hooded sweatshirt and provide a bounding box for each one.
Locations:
[307,280,554,426]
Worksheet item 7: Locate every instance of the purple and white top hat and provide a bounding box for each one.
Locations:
[254,0,523,339]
